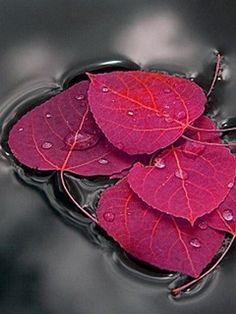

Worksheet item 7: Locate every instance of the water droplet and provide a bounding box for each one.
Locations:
[198,221,208,230]
[183,142,205,158]
[45,113,52,119]
[116,143,124,150]
[164,88,171,94]
[127,110,134,116]
[228,182,234,188]
[190,238,201,248]
[165,116,173,123]
[102,86,109,93]
[18,127,24,132]
[98,158,109,165]
[222,209,234,221]
[75,95,84,100]
[176,111,186,120]
[164,104,170,109]
[175,169,188,180]
[103,212,115,222]
[64,130,100,151]
[42,141,53,149]
[154,158,166,169]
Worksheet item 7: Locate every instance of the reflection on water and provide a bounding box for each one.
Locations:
[1,1,236,314]
[115,11,203,67]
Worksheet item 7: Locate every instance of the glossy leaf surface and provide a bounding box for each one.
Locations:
[88,71,206,154]
[97,179,225,277]
[8,81,136,176]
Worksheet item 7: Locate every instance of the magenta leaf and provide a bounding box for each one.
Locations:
[97,178,225,278]
[206,173,236,235]
[88,71,206,155]
[128,116,236,224]
[8,81,136,176]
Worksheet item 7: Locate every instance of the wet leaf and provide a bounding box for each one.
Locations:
[206,174,236,235]
[97,178,225,277]
[88,71,206,154]
[128,116,236,224]
[8,81,136,176]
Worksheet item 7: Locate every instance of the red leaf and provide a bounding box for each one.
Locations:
[88,71,206,155]
[206,175,236,235]
[128,116,236,224]
[8,81,136,176]
[97,178,225,278]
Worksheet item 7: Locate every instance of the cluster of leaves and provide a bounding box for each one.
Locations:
[8,67,236,290]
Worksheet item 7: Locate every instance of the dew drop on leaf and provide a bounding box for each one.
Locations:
[64,131,100,151]
[228,182,234,188]
[116,143,124,150]
[164,88,171,94]
[198,221,208,230]
[165,116,173,123]
[174,169,188,180]
[75,95,85,100]
[98,158,109,165]
[127,110,134,116]
[176,111,186,120]
[183,142,205,158]
[103,212,115,222]
[45,113,52,119]
[41,141,53,149]
[154,158,166,169]
[222,209,234,221]
[190,238,201,248]
[18,127,24,132]
[102,86,109,93]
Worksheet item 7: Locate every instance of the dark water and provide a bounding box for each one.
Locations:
[1,1,236,313]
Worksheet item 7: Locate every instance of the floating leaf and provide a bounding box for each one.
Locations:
[97,178,225,277]
[8,81,136,176]
[128,116,236,224]
[88,71,206,154]
[206,174,236,235]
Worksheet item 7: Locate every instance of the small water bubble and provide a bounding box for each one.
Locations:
[64,131,100,151]
[45,113,52,119]
[228,182,234,188]
[176,111,186,120]
[175,169,188,180]
[98,158,109,165]
[116,143,124,150]
[75,95,85,100]
[222,209,234,221]
[102,86,109,93]
[103,212,115,222]
[198,221,208,230]
[127,110,134,116]
[18,127,24,132]
[154,158,166,169]
[165,116,173,123]
[164,104,170,109]
[42,141,53,149]
[190,238,201,248]
[164,88,171,94]
[183,142,205,158]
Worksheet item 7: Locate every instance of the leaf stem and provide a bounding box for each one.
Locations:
[60,170,98,224]
[188,125,236,133]
[182,134,236,148]
[207,53,223,97]
[171,235,235,296]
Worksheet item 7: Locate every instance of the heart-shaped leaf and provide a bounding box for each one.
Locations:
[128,116,236,224]
[88,71,206,154]
[97,178,225,277]
[8,81,136,176]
